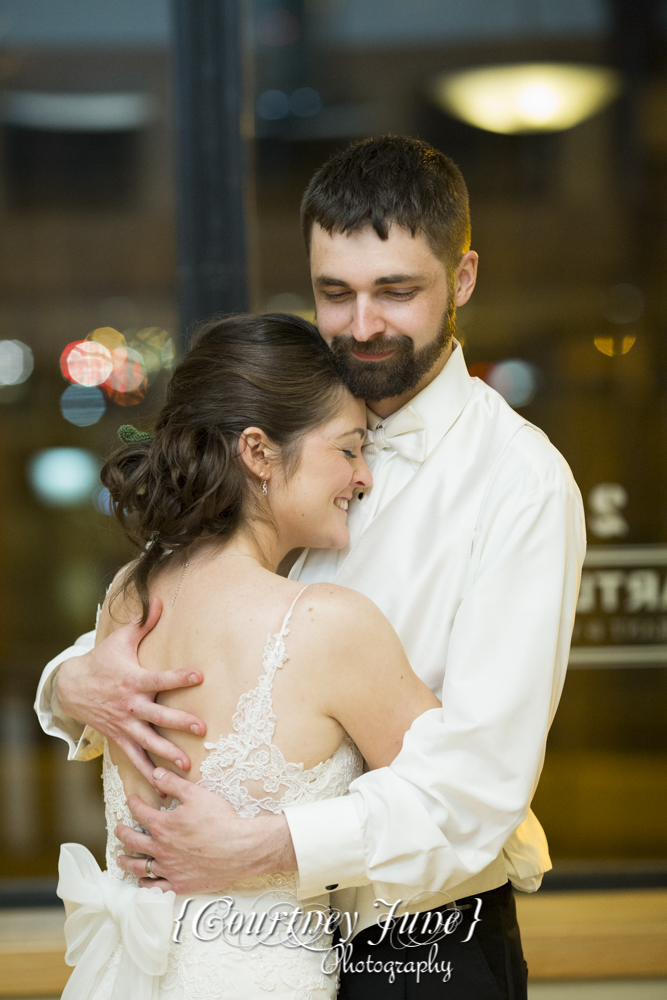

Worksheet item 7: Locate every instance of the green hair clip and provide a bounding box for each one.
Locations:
[118,424,154,444]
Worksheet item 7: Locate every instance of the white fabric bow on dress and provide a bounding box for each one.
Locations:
[57,843,175,1000]
[363,406,427,464]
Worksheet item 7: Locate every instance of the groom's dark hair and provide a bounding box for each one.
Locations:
[301,135,471,270]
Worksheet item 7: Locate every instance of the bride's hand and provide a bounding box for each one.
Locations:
[56,599,207,785]
[115,768,297,893]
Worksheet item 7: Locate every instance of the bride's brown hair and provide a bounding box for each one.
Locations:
[102,312,348,622]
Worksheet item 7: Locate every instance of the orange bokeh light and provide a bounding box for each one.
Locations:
[89,327,126,352]
[104,346,146,393]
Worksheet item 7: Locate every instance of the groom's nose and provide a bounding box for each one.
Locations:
[349,296,386,341]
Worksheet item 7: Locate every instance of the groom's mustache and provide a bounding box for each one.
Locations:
[330,335,414,357]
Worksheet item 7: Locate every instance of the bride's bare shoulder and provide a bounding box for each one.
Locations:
[294,582,398,647]
[299,580,378,612]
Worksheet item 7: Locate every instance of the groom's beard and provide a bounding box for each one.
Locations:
[328,300,456,402]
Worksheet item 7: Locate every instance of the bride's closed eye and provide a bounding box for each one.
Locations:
[342,449,358,459]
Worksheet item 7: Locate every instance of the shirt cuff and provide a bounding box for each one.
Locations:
[33,632,97,758]
[51,681,88,752]
[283,794,370,901]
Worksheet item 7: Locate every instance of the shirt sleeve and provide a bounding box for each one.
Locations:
[284,435,585,899]
[33,631,97,759]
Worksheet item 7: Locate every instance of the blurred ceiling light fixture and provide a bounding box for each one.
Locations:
[431,63,621,134]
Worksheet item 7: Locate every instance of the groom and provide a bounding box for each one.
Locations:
[36,136,585,998]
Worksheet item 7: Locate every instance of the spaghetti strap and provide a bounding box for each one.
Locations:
[278,585,310,639]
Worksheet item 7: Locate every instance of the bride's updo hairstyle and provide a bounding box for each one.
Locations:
[102,312,348,622]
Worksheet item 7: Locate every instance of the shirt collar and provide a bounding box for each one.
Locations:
[365,341,473,463]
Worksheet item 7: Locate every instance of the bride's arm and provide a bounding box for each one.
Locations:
[294,583,440,770]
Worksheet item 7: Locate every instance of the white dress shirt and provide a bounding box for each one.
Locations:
[283,343,586,911]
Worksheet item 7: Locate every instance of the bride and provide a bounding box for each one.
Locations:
[57,311,439,1000]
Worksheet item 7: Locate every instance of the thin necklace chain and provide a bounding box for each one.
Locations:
[171,561,189,607]
[170,553,259,607]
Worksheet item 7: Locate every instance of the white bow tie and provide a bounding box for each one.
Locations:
[363,406,427,464]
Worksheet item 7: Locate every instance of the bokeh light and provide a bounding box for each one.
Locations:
[105,346,146,393]
[58,326,172,408]
[256,89,289,120]
[256,8,300,46]
[472,359,539,408]
[161,339,175,369]
[290,88,321,117]
[60,340,84,380]
[0,340,34,385]
[133,327,174,378]
[105,387,145,406]
[487,359,538,407]
[61,341,113,386]
[27,448,101,507]
[60,384,106,426]
[432,63,621,134]
[594,335,636,356]
[94,486,113,515]
[89,326,126,351]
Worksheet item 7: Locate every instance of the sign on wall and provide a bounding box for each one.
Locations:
[570,545,667,667]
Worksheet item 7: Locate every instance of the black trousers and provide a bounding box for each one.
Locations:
[335,881,527,1000]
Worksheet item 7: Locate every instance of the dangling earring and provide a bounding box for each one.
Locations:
[261,475,268,496]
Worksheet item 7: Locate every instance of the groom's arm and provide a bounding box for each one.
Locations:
[283,441,585,898]
[34,599,208,783]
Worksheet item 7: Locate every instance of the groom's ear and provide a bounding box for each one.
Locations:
[238,427,278,481]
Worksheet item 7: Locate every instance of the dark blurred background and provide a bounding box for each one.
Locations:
[0,0,665,891]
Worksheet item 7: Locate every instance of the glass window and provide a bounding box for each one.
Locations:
[1,0,665,886]
[0,0,175,878]
[248,0,667,865]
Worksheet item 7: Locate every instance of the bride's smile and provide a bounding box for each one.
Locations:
[264,398,371,555]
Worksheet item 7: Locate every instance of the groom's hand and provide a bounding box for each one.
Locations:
[115,768,297,893]
[56,599,206,785]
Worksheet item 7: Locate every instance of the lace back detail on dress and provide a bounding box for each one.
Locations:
[101,585,363,879]
[97,586,363,998]
[102,743,140,883]
[198,586,362,818]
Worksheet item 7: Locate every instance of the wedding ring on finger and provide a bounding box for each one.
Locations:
[145,857,158,879]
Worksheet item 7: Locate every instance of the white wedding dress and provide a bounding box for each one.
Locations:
[57,587,364,1000]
